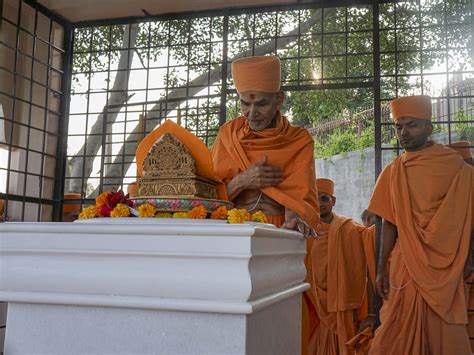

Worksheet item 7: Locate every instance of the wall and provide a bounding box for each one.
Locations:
[315,132,467,222]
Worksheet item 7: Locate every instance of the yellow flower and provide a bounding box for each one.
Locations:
[188,205,207,219]
[210,206,228,220]
[110,203,130,218]
[78,205,99,219]
[155,212,173,218]
[227,208,251,224]
[173,212,189,218]
[251,210,268,223]
[138,204,157,218]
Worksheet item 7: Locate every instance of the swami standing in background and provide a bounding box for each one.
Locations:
[368,95,473,354]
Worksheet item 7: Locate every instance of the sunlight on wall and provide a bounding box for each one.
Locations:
[0,149,8,194]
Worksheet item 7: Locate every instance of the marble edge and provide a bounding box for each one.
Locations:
[0,283,309,315]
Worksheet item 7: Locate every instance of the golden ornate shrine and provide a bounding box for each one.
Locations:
[138,133,218,199]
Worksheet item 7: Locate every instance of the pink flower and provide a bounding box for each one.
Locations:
[108,190,125,206]
[100,205,114,217]
[211,201,220,210]
[168,199,181,210]
[191,200,203,208]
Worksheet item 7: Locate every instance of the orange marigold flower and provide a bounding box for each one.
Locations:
[210,206,228,220]
[251,210,268,223]
[243,210,251,221]
[138,204,157,218]
[188,205,207,219]
[95,191,111,208]
[110,203,130,218]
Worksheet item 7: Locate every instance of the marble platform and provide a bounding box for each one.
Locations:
[0,219,309,354]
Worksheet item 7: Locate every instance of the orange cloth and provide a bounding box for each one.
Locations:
[390,95,432,122]
[345,327,373,355]
[211,112,319,230]
[135,119,226,199]
[316,178,334,196]
[127,182,138,198]
[308,214,368,354]
[231,55,281,93]
[63,193,81,213]
[266,214,285,228]
[358,225,376,327]
[362,225,376,289]
[368,142,473,354]
[304,237,321,355]
[451,140,473,160]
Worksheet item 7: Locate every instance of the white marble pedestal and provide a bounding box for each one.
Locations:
[0,219,308,355]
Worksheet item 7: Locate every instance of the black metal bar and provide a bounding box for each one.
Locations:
[204,17,213,145]
[37,12,54,221]
[0,0,3,33]
[4,0,23,221]
[23,0,70,27]
[143,21,151,142]
[444,0,452,145]
[372,0,383,325]
[120,24,134,191]
[20,6,38,221]
[0,63,64,95]
[344,7,348,84]
[219,12,229,126]
[0,192,56,205]
[78,27,94,199]
[73,0,375,28]
[52,22,74,221]
[0,88,63,115]
[101,24,113,196]
[418,2,423,96]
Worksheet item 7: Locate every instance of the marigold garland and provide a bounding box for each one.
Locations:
[155,212,173,218]
[173,211,189,218]
[138,204,157,218]
[188,205,207,219]
[79,189,268,225]
[78,205,99,219]
[210,206,228,220]
[228,208,251,224]
[110,203,130,218]
[251,210,268,223]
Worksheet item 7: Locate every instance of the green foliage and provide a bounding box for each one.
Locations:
[454,106,474,142]
[314,124,375,159]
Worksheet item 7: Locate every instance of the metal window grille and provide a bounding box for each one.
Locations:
[0,0,70,222]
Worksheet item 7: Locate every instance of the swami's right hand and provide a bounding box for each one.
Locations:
[376,266,390,300]
[240,155,283,189]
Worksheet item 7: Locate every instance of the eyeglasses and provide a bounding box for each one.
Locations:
[318,195,331,202]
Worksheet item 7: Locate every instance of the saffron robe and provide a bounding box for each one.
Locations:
[368,142,473,354]
[211,113,320,354]
[308,214,368,354]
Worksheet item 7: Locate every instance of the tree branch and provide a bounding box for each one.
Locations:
[89,9,326,196]
[67,23,140,194]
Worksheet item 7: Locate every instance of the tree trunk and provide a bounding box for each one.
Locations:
[67,23,139,194]
[87,9,327,196]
